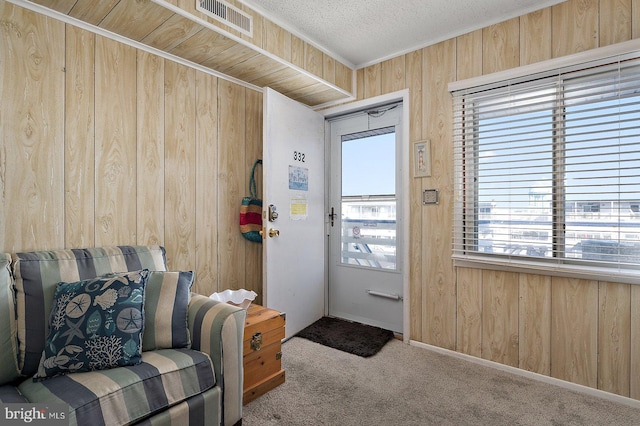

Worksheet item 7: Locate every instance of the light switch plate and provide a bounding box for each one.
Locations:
[422,189,439,205]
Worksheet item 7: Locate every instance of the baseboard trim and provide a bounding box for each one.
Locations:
[409,340,640,409]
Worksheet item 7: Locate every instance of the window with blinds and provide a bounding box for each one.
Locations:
[452,56,640,275]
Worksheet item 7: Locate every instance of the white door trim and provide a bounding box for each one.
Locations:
[322,89,410,343]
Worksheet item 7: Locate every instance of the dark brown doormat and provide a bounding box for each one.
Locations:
[295,316,394,357]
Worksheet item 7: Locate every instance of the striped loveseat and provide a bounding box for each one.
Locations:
[0,245,245,426]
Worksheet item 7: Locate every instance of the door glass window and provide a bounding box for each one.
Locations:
[341,127,397,270]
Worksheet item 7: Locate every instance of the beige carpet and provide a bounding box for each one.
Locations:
[242,337,640,425]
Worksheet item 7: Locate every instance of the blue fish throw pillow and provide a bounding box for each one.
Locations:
[34,270,149,381]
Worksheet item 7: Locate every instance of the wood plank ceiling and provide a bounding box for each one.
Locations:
[26,0,353,107]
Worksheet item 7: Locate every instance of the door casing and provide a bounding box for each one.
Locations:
[321,89,411,342]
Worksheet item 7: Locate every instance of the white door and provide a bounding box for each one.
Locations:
[262,88,325,339]
[328,104,404,333]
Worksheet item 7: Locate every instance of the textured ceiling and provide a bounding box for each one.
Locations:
[240,0,567,68]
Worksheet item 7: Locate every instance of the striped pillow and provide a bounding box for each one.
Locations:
[13,246,167,377]
[142,271,194,351]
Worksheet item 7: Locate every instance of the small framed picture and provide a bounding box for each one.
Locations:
[413,139,431,178]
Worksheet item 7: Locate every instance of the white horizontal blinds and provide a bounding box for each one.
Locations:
[452,56,640,269]
[561,60,640,266]
[452,79,559,261]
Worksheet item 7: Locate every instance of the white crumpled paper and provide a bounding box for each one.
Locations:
[209,289,257,309]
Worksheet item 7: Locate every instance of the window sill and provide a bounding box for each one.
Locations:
[453,254,640,285]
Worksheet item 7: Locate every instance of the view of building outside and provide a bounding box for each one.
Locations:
[341,132,397,270]
[341,197,397,269]
[477,197,640,263]
[474,88,640,265]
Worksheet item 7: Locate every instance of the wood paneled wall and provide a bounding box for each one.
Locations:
[0,2,263,299]
[2,0,640,403]
[356,0,640,400]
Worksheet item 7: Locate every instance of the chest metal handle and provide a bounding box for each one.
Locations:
[250,332,262,351]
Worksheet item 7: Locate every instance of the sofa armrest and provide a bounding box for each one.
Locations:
[188,294,246,426]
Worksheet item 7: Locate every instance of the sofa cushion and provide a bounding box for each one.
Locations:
[18,349,215,426]
[0,253,20,384]
[0,385,28,403]
[142,270,194,351]
[34,270,149,381]
[135,386,221,426]
[13,246,167,377]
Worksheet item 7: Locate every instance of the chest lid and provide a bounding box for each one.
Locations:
[244,304,285,340]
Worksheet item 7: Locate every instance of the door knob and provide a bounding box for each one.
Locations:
[268,228,280,238]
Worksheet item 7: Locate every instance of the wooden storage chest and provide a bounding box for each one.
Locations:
[243,304,286,404]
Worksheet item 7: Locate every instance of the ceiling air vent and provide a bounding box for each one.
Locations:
[196,0,253,37]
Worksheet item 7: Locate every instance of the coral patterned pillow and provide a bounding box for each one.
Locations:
[33,270,149,381]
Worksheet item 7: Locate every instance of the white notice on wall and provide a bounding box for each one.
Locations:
[290,196,308,220]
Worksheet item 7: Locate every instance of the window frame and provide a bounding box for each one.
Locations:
[450,43,640,285]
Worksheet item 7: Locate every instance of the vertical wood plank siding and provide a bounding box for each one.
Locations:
[1,0,639,401]
[65,25,95,248]
[0,1,262,301]
[0,3,65,251]
[352,0,639,400]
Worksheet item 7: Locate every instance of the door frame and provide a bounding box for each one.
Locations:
[320,89,410,343]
